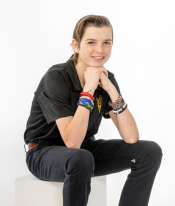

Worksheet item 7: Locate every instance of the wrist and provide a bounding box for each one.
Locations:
[107,86,120,103]
[83,85,95,96]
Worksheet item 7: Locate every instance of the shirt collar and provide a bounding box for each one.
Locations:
[64,54,101,92]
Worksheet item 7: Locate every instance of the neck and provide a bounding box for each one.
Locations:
[74,62,86,88]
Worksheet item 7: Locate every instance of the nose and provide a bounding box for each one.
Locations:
[95,44,104,53]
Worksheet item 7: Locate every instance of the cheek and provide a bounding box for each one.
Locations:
[105,46,112,53]
[85,47,93,53]
[109,47,113,53]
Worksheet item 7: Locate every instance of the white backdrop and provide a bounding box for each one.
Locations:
[0,0,174,206]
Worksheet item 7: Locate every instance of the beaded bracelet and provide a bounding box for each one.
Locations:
[108,94,122,107]
[79,96,92,101]
[113,100,128,114]
[77,90,94,112]
[78,90,127,114]
[108,94,128,115]
[112,98,124,110]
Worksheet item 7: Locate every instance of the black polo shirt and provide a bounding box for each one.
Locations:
[24,54,121,146]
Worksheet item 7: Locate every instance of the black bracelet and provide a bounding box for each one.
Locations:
[77,103,92,112]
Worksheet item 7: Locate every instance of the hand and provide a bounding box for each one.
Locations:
[98,72,112,92]
[83,66,108,90]
[84,69,108,84]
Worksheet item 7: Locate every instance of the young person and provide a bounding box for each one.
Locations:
[24,15,163,206]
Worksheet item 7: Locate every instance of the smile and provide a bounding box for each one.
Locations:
[92,57,105,61]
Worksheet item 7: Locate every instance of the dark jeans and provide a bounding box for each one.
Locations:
[25,136,163,206]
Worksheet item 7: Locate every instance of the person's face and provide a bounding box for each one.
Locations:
[72,26,113,69]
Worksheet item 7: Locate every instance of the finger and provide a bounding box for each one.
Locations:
[84,71,86,80]
[101,69,108,77]
[101,71,108,77]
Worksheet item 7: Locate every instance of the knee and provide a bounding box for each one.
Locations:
[150,141,163,167]
[64,149,95,176]
[141,141,163,169]
[76,149,95,169]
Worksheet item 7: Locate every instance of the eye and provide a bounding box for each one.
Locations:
[88,42,110,45]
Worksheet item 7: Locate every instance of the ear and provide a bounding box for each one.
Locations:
[72,39,79,53]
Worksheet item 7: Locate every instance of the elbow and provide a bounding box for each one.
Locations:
[127,131,140,144]
[66,142,80,149]
[70,145,80,149]
[64,135,80,149]
[125,137,139,144]
[65,134,82,149]
[67,145,80,149]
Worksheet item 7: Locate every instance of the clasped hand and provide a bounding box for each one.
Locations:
[84,66,112,92]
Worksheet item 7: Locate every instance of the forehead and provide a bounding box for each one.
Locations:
[82,26,112,40]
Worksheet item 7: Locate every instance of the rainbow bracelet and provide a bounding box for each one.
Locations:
[77,98,94,111]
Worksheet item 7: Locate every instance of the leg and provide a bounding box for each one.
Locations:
[81,138,163,206]
[26,140,95,206]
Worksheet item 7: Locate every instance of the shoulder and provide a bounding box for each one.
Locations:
[38,62,71,93]
[46,62,67,81]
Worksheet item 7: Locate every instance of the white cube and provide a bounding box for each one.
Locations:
[15,174,107,206]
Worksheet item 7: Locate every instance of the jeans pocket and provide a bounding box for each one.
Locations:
[26,140,41,156]
[33,139,42,153]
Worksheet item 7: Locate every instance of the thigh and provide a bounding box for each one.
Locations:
[81,138,163,177]
[26,140,82,182]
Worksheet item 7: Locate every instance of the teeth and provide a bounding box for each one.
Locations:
[93,57,104,59]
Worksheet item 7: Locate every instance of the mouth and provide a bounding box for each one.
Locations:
[92,56,105,62]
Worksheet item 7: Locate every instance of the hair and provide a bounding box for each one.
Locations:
[69,15,113,65]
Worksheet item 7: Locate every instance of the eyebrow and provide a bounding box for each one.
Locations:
[85,38,112,41]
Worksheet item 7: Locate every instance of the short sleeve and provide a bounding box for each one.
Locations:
[37,77,74,124]
[103,74,122,119]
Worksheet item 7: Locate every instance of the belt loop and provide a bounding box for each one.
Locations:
[24,143,27,153]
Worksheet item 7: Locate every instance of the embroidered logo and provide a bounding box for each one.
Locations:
[131,159,136,163]
[96,95,103,113]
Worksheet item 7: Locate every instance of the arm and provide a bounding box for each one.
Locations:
[107,86,139,144]
[65,85,95,149]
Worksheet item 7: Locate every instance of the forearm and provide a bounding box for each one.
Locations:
[107,86,139,143]
[65,85,95,149]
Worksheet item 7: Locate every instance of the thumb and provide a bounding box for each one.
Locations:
[84,71,86,82]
